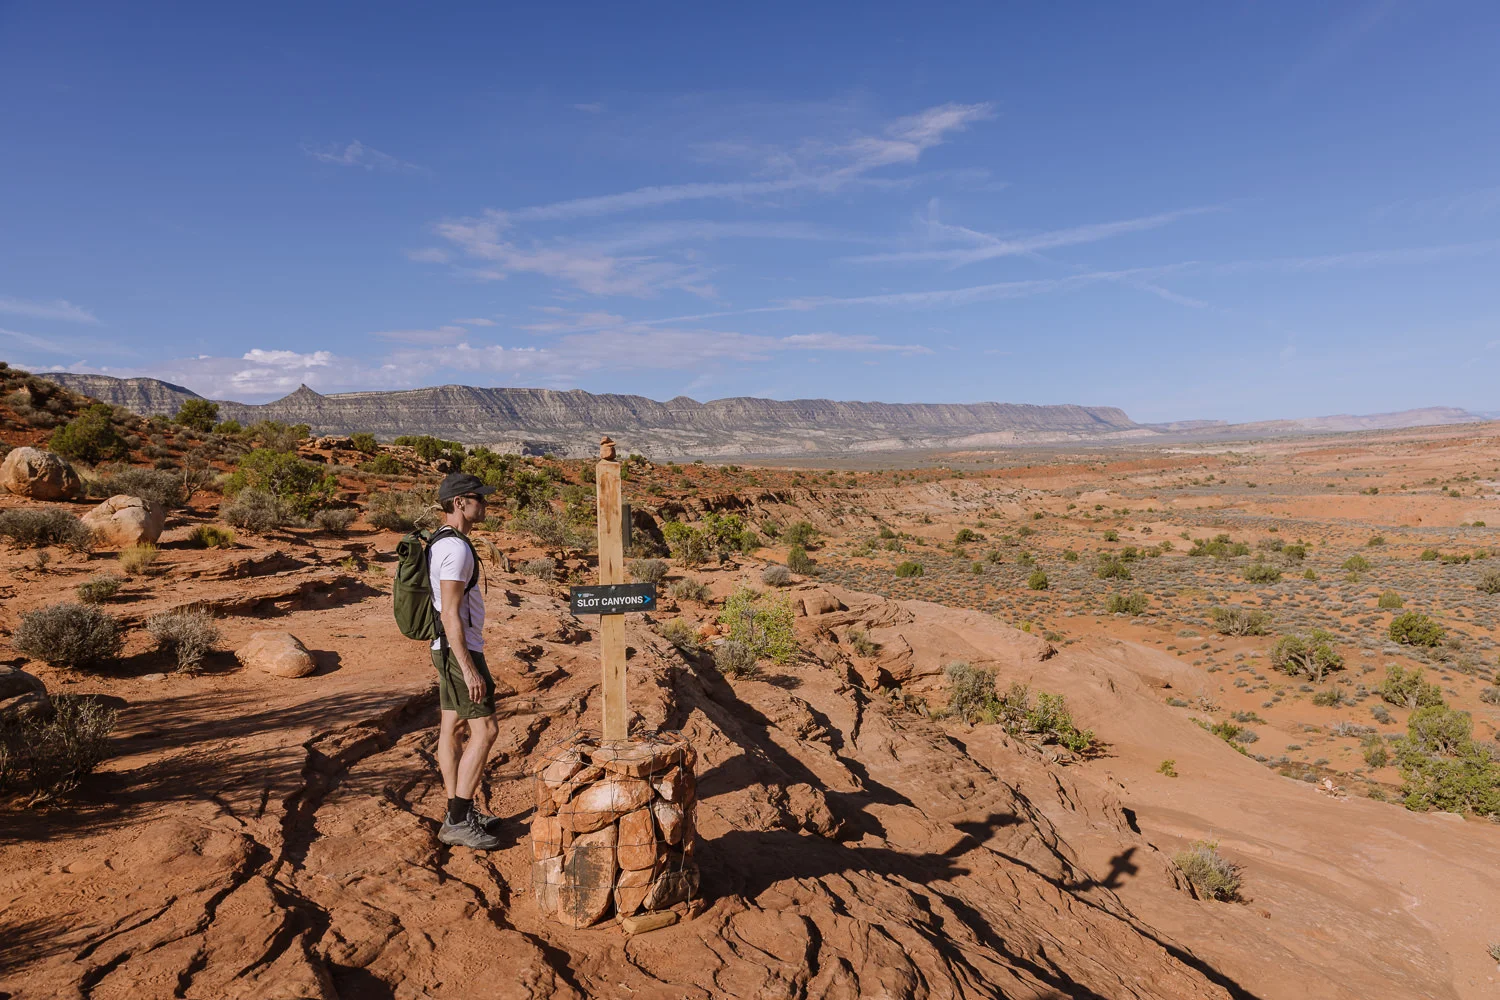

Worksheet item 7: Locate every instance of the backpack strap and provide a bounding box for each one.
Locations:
[427,525,481,593]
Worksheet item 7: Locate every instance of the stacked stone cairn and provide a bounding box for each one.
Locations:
[531,731,699,928]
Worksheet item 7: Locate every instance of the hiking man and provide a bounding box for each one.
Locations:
[429,471,502,850]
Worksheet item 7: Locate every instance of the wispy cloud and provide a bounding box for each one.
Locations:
[847,207,1218,267]
[1210,239,1500,273]
[571,102,606,114]
[0,296,99,324]
[1375,185,1500,222]
[373,326,470,345]
[302,140,425,174]
[454,317,498,327]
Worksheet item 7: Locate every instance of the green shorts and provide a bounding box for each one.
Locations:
[430,647,496,719]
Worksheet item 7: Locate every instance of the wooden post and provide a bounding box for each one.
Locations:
[596,437,628,741]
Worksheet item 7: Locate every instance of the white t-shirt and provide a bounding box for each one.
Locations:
[429,534,485,652]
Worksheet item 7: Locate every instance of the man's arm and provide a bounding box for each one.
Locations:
[439,578,486,705]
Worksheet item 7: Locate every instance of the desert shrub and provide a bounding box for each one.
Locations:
[1243,562,1282,584]
[359,454,403,476]
[189,525,236,549]
[1342,554,1371,572]
[1362,736,1390,768]
[1378,665,1444,709]
[719,586,797,664]
[895,561,924,578]
[1479,687,1500,705]
[521,557,556,581]
[629,558,669,584]
[847,628,880,658]
[657,617,701,653]
[0,509,93,551]
[1189,535,1249,559]
[1394,705,1500,815]
[221,488,294,533]
[669,577,710,603]
[763,519,785,539]
[212,419,242,435]
[1062,549,1079,562]
[223,448,336,516]
[364,489,436,533]
[514,508,590,552]
[1389,611,1444,647]
[1280,543,1307,561]
[75,573,123,604]
[1106,591,1148,615]
[1377,590,1405,609]
[761,564,792,587]
[1270,630,1344,682]
[783,521,818,548]
[1158,759,1178,777]
[146,608,222,672]
[1174,840,1241,901]
[350,432,379,454]
[1210,606,1271,636]
[13,603,123,667]
[311,508,356,534]
[393,434,466,466]
[786,545,814,574]
[1102,529,1120,542]
[99,467,186,508]
[661,521,712,567]
[173,399,219,432]
[946,662,999,724]
[954,528,982,544]
[50,403,129,463]
[118,542,159,576]
[1311,687,1348,707]
[714,640,759,678]
[1096,557,1131,580]
[0,694,117,802]
[1477,571,1500,596]
[1027,569,1049,591]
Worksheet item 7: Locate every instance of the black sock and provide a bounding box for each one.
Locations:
[447,796,472,824]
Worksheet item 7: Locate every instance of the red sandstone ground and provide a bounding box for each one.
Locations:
[3,420,1500,999]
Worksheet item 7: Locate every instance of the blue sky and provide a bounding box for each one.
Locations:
[2,1,1497,423]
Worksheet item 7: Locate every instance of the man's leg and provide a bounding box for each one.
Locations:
[455,715,498,799]
[436,709,462,800]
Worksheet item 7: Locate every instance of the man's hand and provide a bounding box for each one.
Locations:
[461,664,486,705]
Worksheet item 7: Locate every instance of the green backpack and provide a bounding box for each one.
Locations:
[393,525,480,643]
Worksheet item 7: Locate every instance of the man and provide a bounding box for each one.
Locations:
[430,471,502,850]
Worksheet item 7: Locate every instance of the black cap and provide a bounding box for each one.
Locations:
[438,472,497,503]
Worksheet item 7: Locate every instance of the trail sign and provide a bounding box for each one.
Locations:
[570,582,656,616]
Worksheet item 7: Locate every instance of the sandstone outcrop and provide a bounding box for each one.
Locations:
[0,665,51,724]
[0,447,82,500]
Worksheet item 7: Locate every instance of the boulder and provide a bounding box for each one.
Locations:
[0,447,81,500]
[799,589,845,616]
[236,632,316,678]
[616,807,659,871]
[0,666,52,724]
[614,882,651,918]
[557,775,652,833]
[652,799,685,845]
[540,749,584,788]
[81,494,165,548]
[532,814,564,861]
[642,866,700,911]
[560,824,617,928]
[532,856,563,914]
[650,765,692,803]
[593,739,685,778]
[534,779,558,817]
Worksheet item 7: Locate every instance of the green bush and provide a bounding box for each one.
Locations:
[1362,736,1389,768]
[1243,562,1282,584]
[189,525,235,549]
[173,399,219,432]
[350,432,379,454]
[657,617,700,653]
[718,587,797,664]
[359,454,403,476]
[223,448,337,517]
[946,662,999,724]
[99,467,186,508]
[954,676,1095,752]
[1420,548,1440,561]
[954,528,982,544]
[662,521,712,567]
[0,509,93,551]
[0,694,117,802]
[1210,606,1271,636]
[1096,557,1131,580]
[1062,549,1079,562]
[1270,630,1344,682]
[786,544,814,574]
[1477,571,1500,596]
[1102,529,1120,542]
[76,573,123,603]
[1394,705,1500,815]
[50,404,128,463]
[1106,591,1148,615]
[1377,590,1405,609]
[118,542,159,576]
[847,628,880,658]
[1342,554,1371,572]
[393,435,466,466]
[364,489,436,533]
[146,608,221,672]
[512,508,590,553]
[1388,612,1444,647]
[895,561,924,578]
[1027,569,1049,590]
[13,603,123,667]
[212,419,242,435]
[221,488,293,533]
[1173,840,1242,901]
[782,521,818,549]
[629,558,669,584]
[1378,665,1444,709]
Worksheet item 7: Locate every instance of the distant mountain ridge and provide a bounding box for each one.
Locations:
[35,371,1491,458]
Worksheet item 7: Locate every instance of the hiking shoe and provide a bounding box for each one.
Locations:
[473,807,503,836]
[439,810,503,850]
